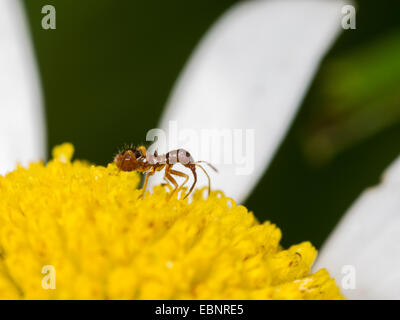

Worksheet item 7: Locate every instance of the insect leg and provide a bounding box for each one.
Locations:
[169,169,189,189]
[164,165,178,199]
[165,174,178,197]
[195,164,212,196]
[162,176,173,192]
[184,165,197,199]
[141,167,156,198]
[195,160,218,172]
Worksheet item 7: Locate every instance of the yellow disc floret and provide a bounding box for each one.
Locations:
[0,143,343,299]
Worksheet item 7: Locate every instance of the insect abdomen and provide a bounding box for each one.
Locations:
[165,149,193,165]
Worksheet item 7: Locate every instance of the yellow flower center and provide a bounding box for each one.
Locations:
[0,143,343,299]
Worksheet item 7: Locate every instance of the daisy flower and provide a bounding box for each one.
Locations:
[1,0,396,299]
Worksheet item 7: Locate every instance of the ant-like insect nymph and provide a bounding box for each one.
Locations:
[114,145,217,199]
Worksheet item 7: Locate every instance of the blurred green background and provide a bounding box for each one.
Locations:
[23,0,400,248]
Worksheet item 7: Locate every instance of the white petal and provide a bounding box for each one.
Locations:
[0,0,46,175]
[149,0,345,202]
[314,157,400,299]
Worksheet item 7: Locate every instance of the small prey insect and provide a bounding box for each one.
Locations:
[114,145,217,199]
